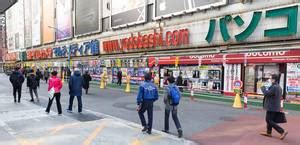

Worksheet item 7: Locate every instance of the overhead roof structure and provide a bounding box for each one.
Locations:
[0,0,17,14]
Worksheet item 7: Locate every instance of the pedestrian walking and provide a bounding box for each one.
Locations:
[260,74,288,140]
[117,69,122,86]
[162,76,183,138]
[45,71,63,115]
[9,67,25,103]
[82,71,92,94]
[67,68,83,113]
[36,69,43,88]
[176,72,184,92]
[44,68,50,83]
[136,73,159,134]
[27,70,39,102]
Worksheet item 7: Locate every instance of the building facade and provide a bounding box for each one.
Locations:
[4,0,300,104]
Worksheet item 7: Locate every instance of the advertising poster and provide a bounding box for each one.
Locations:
[155,0,227,18]
[15,0,25,50]
[286,63,300,104]
[56,0,72,40]
[42,0,55,44]
[75,0,101,36]
[31,0,42,46]
[224,64,241,93]
[24,0,32,48]
[286,63,300,94]
[5,7,14,52]
[111,0,146,28]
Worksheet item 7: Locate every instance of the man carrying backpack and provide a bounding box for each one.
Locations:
[162,76,183,138]
[9,67,25,103]
[136,73,159,134]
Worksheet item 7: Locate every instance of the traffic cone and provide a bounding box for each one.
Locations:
[244,93,248,109]
[125,83,130,93]
[233,92,243,109]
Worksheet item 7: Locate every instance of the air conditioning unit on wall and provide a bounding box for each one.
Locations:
[241,0,253,3]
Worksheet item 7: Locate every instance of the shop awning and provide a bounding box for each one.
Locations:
[226,49,300,64]
[148,49,300,67]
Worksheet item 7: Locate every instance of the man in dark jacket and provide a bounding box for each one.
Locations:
[176,72,184,92]
[136,73,159,134]
[82,71,92,94]
[36,69,43,88]
[9,67,25,103]
[27,70,39,102]
[117,70,122,86]
[44,68,50,83]
[260,74,288,140]
[67,68,83,113]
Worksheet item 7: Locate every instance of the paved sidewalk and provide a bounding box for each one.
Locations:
[0,92,195,145]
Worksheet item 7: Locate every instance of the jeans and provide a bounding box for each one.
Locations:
[46,93,62,114]
[29,88,39,101]
[13,86,22,102]
[68,96,82,112]
[164,106,182,131]
[138,100,154,132]
[266,111,285,134]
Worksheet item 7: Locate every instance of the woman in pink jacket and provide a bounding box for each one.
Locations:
[46,71,63,115]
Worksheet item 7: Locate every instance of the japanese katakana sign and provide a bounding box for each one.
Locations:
[206,5,298,43]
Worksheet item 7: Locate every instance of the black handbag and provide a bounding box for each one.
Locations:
[273,112,287,123]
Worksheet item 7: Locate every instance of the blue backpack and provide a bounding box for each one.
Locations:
[168,85,181,106]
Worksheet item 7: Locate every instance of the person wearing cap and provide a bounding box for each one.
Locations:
[136,73,159,134]
[67,68,84,113]
[260,74,288,140]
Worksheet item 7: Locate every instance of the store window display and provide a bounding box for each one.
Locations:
[244,63,285,97]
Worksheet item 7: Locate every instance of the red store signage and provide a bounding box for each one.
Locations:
[148,54,224,67]
[27,48,53,60]
[5,52,17,61]
[226,49,300,64]
[102,29,189,53]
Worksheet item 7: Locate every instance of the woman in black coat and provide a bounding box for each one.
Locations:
[82,71,92,94]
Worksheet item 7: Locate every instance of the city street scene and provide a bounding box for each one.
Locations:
[0,0,300,145]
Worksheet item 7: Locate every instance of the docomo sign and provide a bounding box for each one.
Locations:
[27,48,53,60]
[246,51,286,57]
[102,29,189,53]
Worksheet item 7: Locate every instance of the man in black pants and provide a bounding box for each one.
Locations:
[136,73,159,134]
[9,67,25,103]
[162,76,183,138]
[260,74,288,140]
[117,70,122,86]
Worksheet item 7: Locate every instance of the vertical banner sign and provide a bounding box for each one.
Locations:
[24,0,32,48]
[31,0,42,46]
[56,0,73,40]
[5,8,14,52]
[175,56,179,67]
[75,0,101,36]
[111,0,146,28]
[15,0,25,50]
[42,0,55,44]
